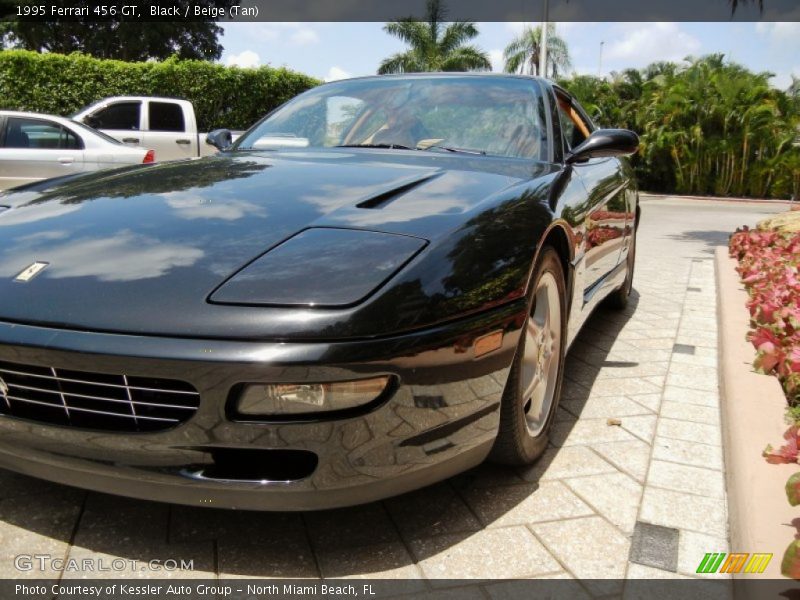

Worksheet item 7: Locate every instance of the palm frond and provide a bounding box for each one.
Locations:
[377,50,425,74]
[440,45,491,72]
[439,21,479,54]
[384,20,430,49]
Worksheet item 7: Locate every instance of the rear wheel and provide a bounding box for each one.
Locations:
[490,247,567,465]
[606,229,636,310]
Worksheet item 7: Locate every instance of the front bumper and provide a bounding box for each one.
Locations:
[0,301,525,510]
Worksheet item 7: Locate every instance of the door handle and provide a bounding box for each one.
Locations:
[122,137,140,144]
[176,139,191,145]
[58,157,75,164]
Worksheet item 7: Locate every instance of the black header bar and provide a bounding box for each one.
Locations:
[1,0,799,22]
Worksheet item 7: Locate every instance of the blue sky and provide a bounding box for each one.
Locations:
[218,22,800,89]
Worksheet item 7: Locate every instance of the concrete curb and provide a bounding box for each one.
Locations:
[715,246,798,586]
[642,193,796,206]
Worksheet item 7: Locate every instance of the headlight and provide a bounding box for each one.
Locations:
[235,376,392,417]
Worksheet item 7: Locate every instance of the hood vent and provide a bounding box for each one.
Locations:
[355,173,441,210]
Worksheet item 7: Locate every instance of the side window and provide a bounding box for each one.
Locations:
[3,117,83,150]
[149,102,185,132]
[60,127,81,149]
[90,102,141,130]
[556,95,591,152]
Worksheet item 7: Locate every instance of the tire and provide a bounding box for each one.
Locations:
[606,228,636,311]
[489,247,567,466]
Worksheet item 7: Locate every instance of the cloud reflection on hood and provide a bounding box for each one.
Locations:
[0,201,81,227]
[0,230,204,282]
[161,191,267,221]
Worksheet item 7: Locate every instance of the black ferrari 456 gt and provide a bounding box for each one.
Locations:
[0,74,638,510]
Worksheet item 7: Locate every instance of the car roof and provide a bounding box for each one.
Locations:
[332,72,548,83]
[316,72,560,96]
[90,96,190,103]
[0,110,73,123]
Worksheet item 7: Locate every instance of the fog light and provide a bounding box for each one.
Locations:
[236,376,391,416]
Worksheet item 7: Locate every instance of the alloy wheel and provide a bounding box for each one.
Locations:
[520,271,562,437]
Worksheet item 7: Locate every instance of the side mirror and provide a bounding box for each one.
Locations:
[84,114,98,128]
[566,129,639,164]
[206,129,233,151]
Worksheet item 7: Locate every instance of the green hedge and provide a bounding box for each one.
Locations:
[0,50,320,131]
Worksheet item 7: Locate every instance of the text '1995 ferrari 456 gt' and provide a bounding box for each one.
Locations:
[0,74,638,510]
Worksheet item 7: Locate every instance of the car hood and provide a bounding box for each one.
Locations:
[0,150,554,339]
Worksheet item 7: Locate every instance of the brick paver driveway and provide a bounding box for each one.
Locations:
[0,196,788,588]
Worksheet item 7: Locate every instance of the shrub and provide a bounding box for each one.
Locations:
[730,215,800,580]
[0,50,320,131]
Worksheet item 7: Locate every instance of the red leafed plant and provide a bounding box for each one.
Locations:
[730,222,800,579]
[730,226,800,405]
[763,426,800,465]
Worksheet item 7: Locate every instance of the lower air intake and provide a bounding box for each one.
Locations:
[0,359,200,432]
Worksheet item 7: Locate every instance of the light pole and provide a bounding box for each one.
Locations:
[538,0,549,78]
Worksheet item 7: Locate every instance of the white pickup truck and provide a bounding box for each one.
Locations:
[72,96,237,162]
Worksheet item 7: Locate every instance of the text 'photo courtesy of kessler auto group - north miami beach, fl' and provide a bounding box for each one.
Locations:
[0,0,799,598]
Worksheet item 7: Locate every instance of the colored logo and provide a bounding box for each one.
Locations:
[696,553,773,574]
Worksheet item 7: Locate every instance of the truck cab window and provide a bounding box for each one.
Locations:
[91,102,141,130]
[149,102,185,132]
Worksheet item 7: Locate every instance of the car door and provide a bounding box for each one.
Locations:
[141,100,196,161]
[554,90,628,299]
[87,100,144,147]
[0,115,84,190]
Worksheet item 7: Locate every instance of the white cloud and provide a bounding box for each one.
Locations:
[772,67,800,90]
[505,22,528,35]
[504,21,578,36]
[550,22,582,37]
[289,27,320,46]
[225,50,260,68]
[324,66,351,82]
[240,23,320,46]
[489,49,504,73]
[756,22,800,42]
[604,23,701,66]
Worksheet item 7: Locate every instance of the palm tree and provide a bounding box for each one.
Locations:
[377,0,491,74]
[503,23,571,79]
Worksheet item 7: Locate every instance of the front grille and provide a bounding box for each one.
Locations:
[0,359,200,432]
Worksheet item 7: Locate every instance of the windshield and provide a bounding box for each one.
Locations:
[235,76,549,160]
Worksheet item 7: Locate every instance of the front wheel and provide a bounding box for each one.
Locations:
[490,247,567,465]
